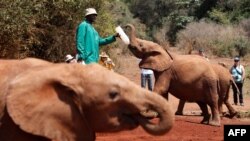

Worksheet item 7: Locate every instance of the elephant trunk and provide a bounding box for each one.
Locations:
[125,24,136,44]
[137,90,174,135]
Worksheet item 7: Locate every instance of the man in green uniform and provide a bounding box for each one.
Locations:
[76,8,119,64]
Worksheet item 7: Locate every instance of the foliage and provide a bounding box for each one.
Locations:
[213,38,250,58]
[193,0,217,19]
[1,0,250,61]
[167,13,194,44]
[123,0,250,46]
[123,0,204,44]
[207,9,230,24]
[99,0,147,60]
[232,37,250,57]
[176,21,250,57]
[245,66,250,80]
[237,110,250,119]
[215,0,250,23]
[239,18,250,38]
[0,0,115,62]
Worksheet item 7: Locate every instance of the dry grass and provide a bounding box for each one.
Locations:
[176,21,249,57]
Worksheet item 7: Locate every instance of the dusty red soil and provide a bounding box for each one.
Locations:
[96,116,250,141]
[96,51,250,141]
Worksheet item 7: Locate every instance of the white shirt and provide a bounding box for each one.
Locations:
[141,68,153,74]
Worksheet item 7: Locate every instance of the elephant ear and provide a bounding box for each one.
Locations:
[6,66,94,141]
[139,43,173,71]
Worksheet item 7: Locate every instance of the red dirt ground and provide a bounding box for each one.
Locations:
[96,53,250,141]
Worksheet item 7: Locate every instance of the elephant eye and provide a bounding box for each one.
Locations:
[109,91,119,100]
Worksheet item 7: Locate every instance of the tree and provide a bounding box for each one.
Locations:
[0,0,115,62]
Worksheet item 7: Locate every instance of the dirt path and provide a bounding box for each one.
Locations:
[96,52,250,141]
[96,116,250,141]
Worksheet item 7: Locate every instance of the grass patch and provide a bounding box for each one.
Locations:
[236,111,250,119]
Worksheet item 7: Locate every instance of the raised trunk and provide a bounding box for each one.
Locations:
[137,91,174,135]
[125,24,136,44]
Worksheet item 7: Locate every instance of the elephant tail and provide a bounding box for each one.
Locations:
[230,78,240,95]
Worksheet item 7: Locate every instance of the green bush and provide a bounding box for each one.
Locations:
[212,37,250,57]
[208,9,230,24]
[0,0,116,62]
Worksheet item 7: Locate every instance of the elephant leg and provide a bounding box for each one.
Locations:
[218,97,224,116]
[204,81,221,126]
[175,100,185,115]
[197,102,210,124]
[153,72,170,100]
[207,102,221,126]
[223,89,237,118]
[224,100,237,118]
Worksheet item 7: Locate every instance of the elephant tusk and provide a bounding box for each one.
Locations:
[140,110,159,119]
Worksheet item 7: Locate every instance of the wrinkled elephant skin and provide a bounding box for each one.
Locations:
[126,24,224,127]
[0,62,174,141]
[0,58,51,123]
[175,62,238,118]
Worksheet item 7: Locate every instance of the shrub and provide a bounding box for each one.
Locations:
[240,18,250,38]
[0,0,116,62]
[208,9,230,24]
[176,21,250,57]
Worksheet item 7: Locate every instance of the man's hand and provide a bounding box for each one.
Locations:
[114,33,120,38]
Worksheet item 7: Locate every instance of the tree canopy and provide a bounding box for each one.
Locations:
[0,0,249,60]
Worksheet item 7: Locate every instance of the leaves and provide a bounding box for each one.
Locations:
[0,0,115,61]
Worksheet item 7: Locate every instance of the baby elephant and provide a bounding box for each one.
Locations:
[0,63,174,141]
[0,58,51,122]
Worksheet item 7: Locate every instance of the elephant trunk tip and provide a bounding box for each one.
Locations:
[140,115,174,136]
[125,24,136,42]
[125,24,134,29]
[137,106,175,136]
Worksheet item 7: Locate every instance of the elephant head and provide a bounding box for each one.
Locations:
[125,24,173,71]
[0,58,51,125]
[3,63,174,141]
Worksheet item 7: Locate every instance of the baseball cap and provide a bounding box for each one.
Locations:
[65,54,74,62]
[85,8,97,17]
[99,52,109,58]
[234,56,240,61]
[198,48,204,52]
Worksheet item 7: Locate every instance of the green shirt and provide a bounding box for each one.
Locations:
[76,20,116,64]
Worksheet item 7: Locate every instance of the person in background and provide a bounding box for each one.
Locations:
[140,67,157,117]
[65,54,77,63]
[141,68,154,91]
[198,48,209,61]
[76,8,119,65]
[99,52,115,71]
[230,56,245,106]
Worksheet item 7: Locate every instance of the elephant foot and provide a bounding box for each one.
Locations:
[200,114,210,124]
[229,111,238,119]
[223,111,238,118]
[175,111,183,115]
[209,120,221,127]
[221,112,227,116]
[208,115,221,127]
[201,120,209,124]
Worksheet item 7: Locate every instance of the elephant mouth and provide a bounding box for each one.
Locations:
[120,110,159,129]
[120,113,140,129]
